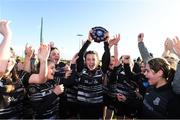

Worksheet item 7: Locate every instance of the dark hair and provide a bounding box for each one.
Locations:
[49,47,60,59]
[10,47,13,51]
[137,57,141,62]
[148,58,172,79]
[50,47,59,52]
[84,50,99,60]
[149,53,153,57]
[84,50,100,67]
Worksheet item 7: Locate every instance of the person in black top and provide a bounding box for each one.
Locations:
[140,57,179,118]
[61,53,80,119]
[103,34,120,119]
[0,20,25,119]
[109,55,140,119]
[21,43,65,119]
[123,59,149,97]
[49,46,72,118]
[76,30,110,119]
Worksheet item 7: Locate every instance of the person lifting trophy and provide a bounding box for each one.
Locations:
[76,26,110,119]
[90,26,108,43]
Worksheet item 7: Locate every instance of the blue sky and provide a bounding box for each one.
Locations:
[0,0,180,60]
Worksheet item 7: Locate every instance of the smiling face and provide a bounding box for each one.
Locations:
[47,61,56,80]
[5,49,16,75]
[85,51,99,71]
[49,48,60,64]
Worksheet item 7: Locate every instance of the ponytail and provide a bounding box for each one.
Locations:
[167,68,176,83]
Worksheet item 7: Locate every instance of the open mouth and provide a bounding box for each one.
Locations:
[88,65,95,69]
[54,59,59,62]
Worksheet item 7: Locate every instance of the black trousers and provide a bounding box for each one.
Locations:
[78,103,103,119]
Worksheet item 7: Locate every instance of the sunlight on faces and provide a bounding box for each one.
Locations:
[49,48,60,64]
[47,61,56,80]
[5,48,16,75]
[85,52,99,71]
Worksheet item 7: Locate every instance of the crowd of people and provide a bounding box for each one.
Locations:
[0,19,180,119]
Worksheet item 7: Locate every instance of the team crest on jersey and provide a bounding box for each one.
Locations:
[0,81,3,87]
[28,86,37,94]
[153,97,160,106]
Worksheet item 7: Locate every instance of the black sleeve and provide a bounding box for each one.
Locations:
[132,62,141,74]
[123,63,141,82]
[19,70,32,87]
[138,42,152,64]
[124,63,147,96]
[76,40,91,72]
[123,63,136,80]
[101,42,110,73]
[31,92,58,114]
[109,66,119,84]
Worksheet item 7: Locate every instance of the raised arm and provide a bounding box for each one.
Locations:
[0,20,12,76]
[76,31,92,72]
[137,33,152,64]
[63,53,79,86]
[102,32,110,73]
[29,44,50,84]
[113,34,120,66]
[23,43,34,73]
[172,36,180,94]
[122,55,135,77]
[162,38,174,57]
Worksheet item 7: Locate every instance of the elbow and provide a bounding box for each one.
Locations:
[37,74,48,84]
[39,77,47,83]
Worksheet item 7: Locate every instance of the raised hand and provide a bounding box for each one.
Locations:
[164,37,173,52]
[138,33,144,43]
[0,20,12,39]
[0,20,12,75]
[122,55,131,64]
[38,44,50,62]
[88,30,93,42]
[52,84,64,95]
[70,53,79,65]
[109,34,120,47]
[25,43,34,58]
[64,64,72,79]
[173,36,180,58]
